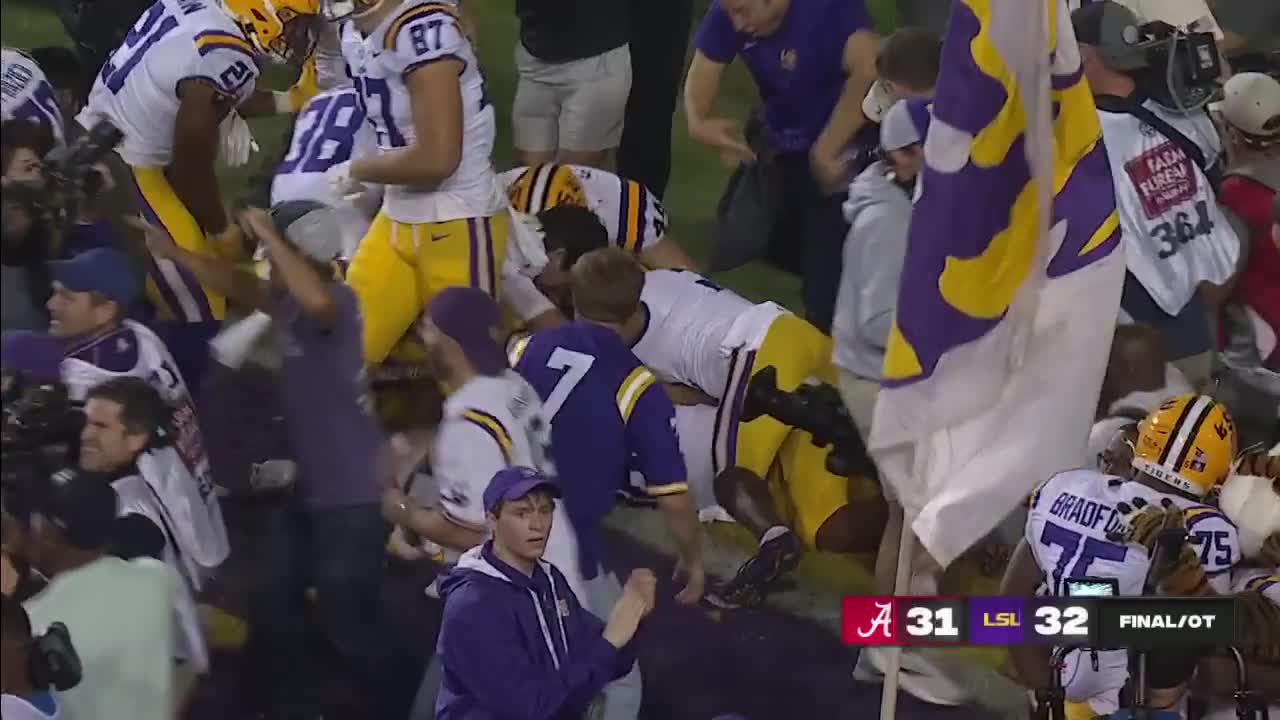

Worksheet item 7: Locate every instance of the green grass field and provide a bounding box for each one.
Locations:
[2,0,898,308]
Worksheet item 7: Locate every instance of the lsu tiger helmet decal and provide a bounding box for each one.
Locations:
[507,164,588,215]
[1131,393,1237,498]
[222,0,321,64]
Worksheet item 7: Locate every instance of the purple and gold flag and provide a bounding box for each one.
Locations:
[868,0,1124,567]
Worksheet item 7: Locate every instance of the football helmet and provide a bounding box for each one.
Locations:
[222,0,321,64]
[1131,393,1237,498]
[507,164,588,215]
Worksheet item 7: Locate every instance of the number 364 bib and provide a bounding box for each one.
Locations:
[1100,103,1240,316]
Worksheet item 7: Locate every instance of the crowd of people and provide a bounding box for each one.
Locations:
[0,0,1277,718]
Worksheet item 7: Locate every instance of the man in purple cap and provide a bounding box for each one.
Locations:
[383,287,600,719]
[382,286,586,593]
[434,466,656,720]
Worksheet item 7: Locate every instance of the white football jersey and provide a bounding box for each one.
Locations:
[435,370,585,600]
[500,165,669,254]
[1,48,65,144]
[60,320,230,575]
[1099,102,1239,315]
[1030,468,1241,714]
[629,270,755,399]
[1028,468,1240,596]
[340,1,503,223]
[76,0,260,167]
[270,86,377,256]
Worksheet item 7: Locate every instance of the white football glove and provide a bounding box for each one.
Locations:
[325,160,367,199]
[218,111,259,168]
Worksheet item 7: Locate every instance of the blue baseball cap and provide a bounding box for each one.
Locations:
[49,248,140,308]
[483,466,560,514]
[1,330,64,382]
[425,287,507,376]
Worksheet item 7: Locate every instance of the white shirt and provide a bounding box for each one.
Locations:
[270,85,378,257]
[434,370,585,600]
[24,557,176,720]
[340,2,504,223]
[1099,101,1239,315]
[76,0,260,167]
[60,321,230,581]
[113,474,209,672]
[629,270,755,398]
[0,693,62,720]
[1,48,64,144]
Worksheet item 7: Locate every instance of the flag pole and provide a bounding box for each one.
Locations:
[878,520,916,718]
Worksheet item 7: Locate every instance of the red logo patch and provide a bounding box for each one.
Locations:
[1123,141,1198,219]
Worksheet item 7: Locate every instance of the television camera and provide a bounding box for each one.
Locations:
[2,119,123,234]
[1,370,82,518]
[1124,20,1221,112]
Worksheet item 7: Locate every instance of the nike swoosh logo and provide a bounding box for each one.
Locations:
[431,234,449,242]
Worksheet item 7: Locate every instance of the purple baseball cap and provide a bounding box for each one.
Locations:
[484,466,560,514]
[424,287,507,376]
[1,330,64,382]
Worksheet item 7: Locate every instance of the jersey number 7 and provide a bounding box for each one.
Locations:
[542,348,595,420]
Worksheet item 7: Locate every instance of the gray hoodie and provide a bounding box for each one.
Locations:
[832,161,913,381]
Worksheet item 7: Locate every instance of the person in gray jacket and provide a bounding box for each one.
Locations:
[832,98,969,706]
[832,97,930,436]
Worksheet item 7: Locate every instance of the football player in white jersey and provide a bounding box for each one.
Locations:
[75,0,320,332]
[322,0,509,366]
[569,247,886,608]
[380,287,586,601]
[502,162,696,272]
[1003,394,1241,718]
[269,85,378,258]
[1,48,65,144]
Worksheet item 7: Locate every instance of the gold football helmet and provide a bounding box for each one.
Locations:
[222,0,320,64]
[507,164,588,215]
[1131,393,1237,498]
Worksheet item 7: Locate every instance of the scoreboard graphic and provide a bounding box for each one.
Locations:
[842,596,1237,649]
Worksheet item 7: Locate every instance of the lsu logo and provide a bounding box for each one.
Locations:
[983,612,1020,627]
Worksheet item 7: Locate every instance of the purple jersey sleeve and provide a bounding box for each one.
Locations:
[693,0,746,63]
[626,382,687,496]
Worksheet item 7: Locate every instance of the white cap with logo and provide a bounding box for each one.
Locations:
[1220,72,1280,145]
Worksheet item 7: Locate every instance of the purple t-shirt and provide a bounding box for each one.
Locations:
[695,0,872,152]
[273,284,384,508]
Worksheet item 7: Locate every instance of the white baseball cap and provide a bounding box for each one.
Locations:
[1221,72,1280,143]
[862,79,894,124]
[880,98,933,152]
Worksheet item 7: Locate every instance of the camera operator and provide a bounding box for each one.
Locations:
[22,474,176,720]
[2,120,57,333]
[1073,1,1242,390]
[76,376,208,706]
[1,594,74,720]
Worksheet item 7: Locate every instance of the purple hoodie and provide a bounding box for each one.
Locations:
[435,541,637,720]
